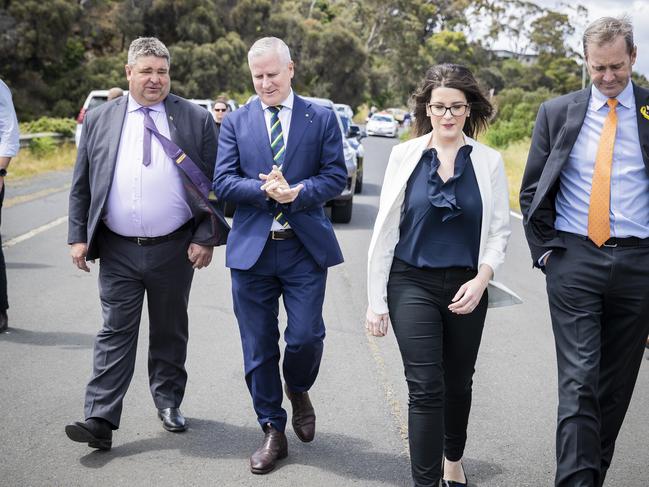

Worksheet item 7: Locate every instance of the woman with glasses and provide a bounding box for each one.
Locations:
[366,64,511,487]
[212,97,230,127]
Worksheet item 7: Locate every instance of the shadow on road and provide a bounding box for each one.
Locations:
[0,327,94,348]
[6,262,53,269]
[78,418,410,485]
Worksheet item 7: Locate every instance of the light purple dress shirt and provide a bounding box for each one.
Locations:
[103,95,192,237]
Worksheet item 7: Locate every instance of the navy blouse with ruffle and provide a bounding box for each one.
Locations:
[393,145,482,270]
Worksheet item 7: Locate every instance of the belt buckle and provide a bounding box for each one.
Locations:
[603,239,618,248]
[136,237,144,246]
[271,231,282,241]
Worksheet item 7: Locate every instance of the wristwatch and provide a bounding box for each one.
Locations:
[0,168,7,177]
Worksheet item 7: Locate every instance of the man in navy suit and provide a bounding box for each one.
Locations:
[214,37,347,474]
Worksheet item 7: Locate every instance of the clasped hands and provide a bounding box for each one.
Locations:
[259,165,304,204]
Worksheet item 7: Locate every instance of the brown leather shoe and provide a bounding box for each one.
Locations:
[250,424,288,475]
[284,384,316,442]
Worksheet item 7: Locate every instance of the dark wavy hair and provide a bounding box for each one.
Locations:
[410,64,493,138]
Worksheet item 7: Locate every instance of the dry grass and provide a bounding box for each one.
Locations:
[499,138,530,213]
[11,142,77,180]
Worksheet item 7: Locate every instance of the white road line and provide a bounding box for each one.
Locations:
[3,215,67,249]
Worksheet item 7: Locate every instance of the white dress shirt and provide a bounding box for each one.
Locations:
[260,90,294,231]
[0,80,19,158]
[103,95,192,237]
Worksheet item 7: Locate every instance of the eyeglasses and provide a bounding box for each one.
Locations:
[427,104,470,117]
[213,108,227,112]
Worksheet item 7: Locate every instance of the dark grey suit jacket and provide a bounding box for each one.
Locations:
[68,93,228,260]
[520,83,649,265]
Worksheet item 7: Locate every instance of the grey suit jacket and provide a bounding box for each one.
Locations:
[68,93,228,260]
[520,83,649,264]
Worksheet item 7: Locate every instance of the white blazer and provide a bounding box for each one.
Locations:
[367,132,518,315]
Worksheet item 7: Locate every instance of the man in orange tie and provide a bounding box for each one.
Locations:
[520,16,649,487]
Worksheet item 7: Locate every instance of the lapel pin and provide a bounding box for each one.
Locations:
[641,105,649,121]
[169,115,174,120]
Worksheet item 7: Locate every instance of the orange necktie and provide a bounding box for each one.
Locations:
[588,98,618,247]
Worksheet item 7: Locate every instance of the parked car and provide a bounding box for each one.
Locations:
[339,114,365,194]
[334,103,354,120]
[366,112,399,138]
[226,95,357,223]
[75,89,128,146]
[385,107,408,124]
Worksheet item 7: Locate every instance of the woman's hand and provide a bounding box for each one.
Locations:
[448,265,492,315]
[365,306,390,337]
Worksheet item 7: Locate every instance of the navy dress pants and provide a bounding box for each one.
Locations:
[231,236,327,432]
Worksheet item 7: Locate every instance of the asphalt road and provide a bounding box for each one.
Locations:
[0,135,647,486]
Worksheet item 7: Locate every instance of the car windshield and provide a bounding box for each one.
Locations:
[371,115,392,122]
[88,97,108,110]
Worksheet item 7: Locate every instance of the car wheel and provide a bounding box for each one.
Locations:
[331,198,353,223]
[354,159,363,194]
[223,201,236,218]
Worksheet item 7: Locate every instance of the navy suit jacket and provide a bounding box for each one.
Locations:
[213,95,347,270]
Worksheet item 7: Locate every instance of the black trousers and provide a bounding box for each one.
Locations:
[546,234,649,487]
[84,226,194,428]
[387,259,487,487]
[0,185,8,311]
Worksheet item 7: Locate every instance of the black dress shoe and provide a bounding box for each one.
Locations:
[250,424,288,474]
[284,384,316,442]
[157,407,186,432]
[0,310,7,333]
[65,418,112,450]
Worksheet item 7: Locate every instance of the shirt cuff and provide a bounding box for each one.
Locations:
[538,250,552,268]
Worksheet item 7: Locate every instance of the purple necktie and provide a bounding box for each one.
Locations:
[141,106,154,166]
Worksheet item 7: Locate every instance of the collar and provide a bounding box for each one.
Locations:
[591,81,635,110]
[260,89,294,112]
[127,94,166,113]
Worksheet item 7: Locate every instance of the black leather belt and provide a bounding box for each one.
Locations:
[270,229,295,240]
[559,231,649,247]
[107,220,192,246]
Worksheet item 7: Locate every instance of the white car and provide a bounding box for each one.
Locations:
[366,113,399,138]
[334,103,354,120]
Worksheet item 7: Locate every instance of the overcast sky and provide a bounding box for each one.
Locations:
[530,0,649,76]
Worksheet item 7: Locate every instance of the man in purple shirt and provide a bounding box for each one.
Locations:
[65,37,228,451]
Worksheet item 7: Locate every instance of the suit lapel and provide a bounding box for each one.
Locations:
[633,83,649,171]
[249,99,274,171]
[164,94,182,148]
[283,95,313,169]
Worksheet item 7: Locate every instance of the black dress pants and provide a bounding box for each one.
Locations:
[387,259,487,487]
[84,226,195,428]
[0,185,8,311]
[545,234,649,487]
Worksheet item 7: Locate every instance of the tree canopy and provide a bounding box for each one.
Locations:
[1,0,646,121]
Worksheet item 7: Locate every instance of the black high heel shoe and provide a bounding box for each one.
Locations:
[441,460,467,486]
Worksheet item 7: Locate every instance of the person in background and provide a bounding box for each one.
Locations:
[106,87,124,101]
[520,16,649,486]
[212,97,230,127]
[0,79,20,333]
[366,64,511,487]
